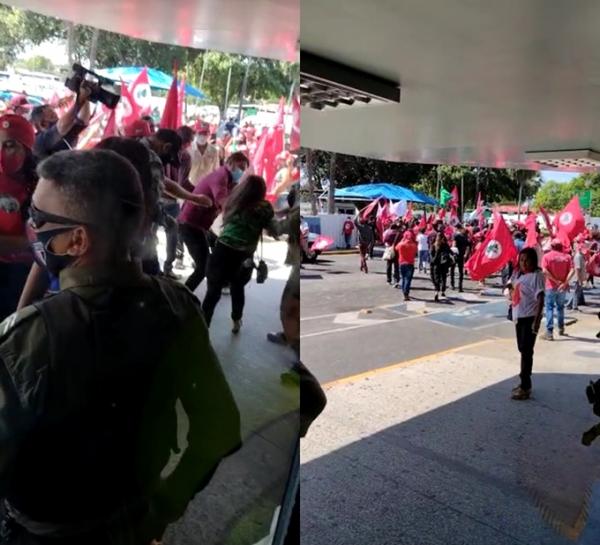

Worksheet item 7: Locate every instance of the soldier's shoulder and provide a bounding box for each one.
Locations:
[153,276,201,307]
[0,305,42,343]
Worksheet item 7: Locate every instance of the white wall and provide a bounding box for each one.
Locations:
[305,213,357,249]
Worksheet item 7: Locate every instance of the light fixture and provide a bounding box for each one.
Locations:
[524,149,600,169]
[300,51,400,110]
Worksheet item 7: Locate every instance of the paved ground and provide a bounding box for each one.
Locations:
[154,234,299,545]
[301,249,600,545]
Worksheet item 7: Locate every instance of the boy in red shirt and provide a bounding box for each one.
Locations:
[396,231,418,301]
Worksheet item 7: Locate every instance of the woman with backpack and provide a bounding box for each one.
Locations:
[202,174,277,333]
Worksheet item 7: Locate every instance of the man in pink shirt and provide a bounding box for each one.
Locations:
[541,239,573,340]
[178,151,249,292]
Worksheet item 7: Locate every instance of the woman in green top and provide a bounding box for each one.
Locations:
[202,174,276,332]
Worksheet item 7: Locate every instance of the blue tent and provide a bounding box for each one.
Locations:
[96,66,205,99]
[335,182,439,206]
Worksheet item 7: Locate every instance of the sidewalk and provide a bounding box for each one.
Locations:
[301,309,600,545]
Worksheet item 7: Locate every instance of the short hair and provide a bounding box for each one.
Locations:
[155,129,182,155]
[177,125,194,146]
[226,151,250,169]
[37,150,144,254]
[30,105,49,125]
[519,247,539,271]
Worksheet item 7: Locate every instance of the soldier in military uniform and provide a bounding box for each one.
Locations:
[0,149,241,544]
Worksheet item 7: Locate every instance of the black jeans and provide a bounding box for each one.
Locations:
[432,264,449,293]
[516,317,537,390]
[450,254,465,290]
[202,242,254,326]
[162,202,180,273]
[180,223,210,292]
[386,259,399,284]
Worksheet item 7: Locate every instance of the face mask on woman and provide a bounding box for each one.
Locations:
[195,134,208,146]
[231,168,244,183]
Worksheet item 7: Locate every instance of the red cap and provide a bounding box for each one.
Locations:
[0,114,35,150]
[193,120,210,134]
[123,119,152,138]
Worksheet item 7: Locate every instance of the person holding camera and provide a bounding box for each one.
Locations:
[201,174,277,334]
[30,83,92,160]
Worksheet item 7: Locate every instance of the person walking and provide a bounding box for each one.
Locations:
[416,228,430,274]
[450,224,471,292]
[396,230,418,301]
[567,242,587,311]
[355,215,374,273]
[342,216,355,249]
[382,221,401,285]
[430,232,453,302]
[507,247,545,400]
[202,175,277,333]
[541,239,572,340]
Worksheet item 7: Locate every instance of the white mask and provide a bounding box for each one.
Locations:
[195,134,208,146]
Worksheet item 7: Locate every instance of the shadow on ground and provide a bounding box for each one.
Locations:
[302,374,600,545]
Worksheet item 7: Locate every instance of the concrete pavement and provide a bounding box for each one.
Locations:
[301,251,600,545]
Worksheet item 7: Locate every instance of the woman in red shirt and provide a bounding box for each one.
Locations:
[0,114,37,321]
[396,230,418,301]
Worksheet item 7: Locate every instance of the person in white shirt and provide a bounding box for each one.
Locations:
[567,242,587,311]
[416,228,430,273]
[189,121,220,185]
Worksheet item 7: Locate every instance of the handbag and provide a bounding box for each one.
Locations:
[382,246,396,261]
[256,233,268,284]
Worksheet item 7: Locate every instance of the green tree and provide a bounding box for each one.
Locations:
[534,173,600,215]
[18,55,54,72]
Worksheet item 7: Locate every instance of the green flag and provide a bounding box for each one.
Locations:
[440,188,452,206]
[578,190,592,209]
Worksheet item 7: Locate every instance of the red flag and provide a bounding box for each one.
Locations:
[449,205,459,226]
[437,207,446,221]
[404,202,413,222]
[376,201,391,238]
[450,185,460,209]
[290,93,300,151]
[553,195,586,242]
[538,206,554,236]
[312,236,334,252]
[177,74,186,128]
[419,213,427,230]
[465,212,518,281]
[102,108,117,138]
[160,66,179,130]
[360,199,380,222]
[120,78,141,126]
[275,96,285,126]
[252,127,268,176]
[130,67,151,110]
[524,213,538,248]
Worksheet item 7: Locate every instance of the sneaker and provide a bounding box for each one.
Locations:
[404,294,410,302]
[232,319,242,334]
[558,327,567,336]
[434,293,439,302]
[394,283,401,289]
[543,331,554,341]
[511,387,531,400]
[441,291,446,297]
[267,332,287,345]
[174,259,185,270]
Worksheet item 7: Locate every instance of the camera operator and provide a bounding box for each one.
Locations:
[30,83,92,160]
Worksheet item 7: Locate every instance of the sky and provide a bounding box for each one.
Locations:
[539,170,580,184]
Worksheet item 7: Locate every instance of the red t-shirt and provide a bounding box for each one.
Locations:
[0,173,32,263]
[396,241,418,265]
[541,250,572,289]
[343,220,354,235]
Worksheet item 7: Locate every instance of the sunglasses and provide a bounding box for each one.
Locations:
[28,204,91,231]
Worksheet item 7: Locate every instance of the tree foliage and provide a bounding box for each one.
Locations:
[17,55,55,72]
[534,173,600,215]
[0,3,297,111]
[302,149,542,208]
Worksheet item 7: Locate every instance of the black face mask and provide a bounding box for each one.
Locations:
[30,227,77,276]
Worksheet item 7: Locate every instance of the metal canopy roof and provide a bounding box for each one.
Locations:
[300,0,600,171]
[7,0,299,62]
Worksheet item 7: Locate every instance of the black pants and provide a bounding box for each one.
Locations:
[516,317,537,390]
[386,259,399,284]
[180,223,210,292]
[202,242,254,326]
[162,202,181,273]
[432,264,449,293]
[450,254,465,290]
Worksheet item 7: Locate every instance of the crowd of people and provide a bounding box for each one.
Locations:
[0,82,304,543]
[350,204,600,401]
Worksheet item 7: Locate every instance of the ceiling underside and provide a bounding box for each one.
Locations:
[7,0,299,62]
[301,0,600,171]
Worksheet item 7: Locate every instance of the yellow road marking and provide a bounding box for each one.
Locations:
[322,339,503,389]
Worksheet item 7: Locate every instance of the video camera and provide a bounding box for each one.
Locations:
[582,378,600,446]
[65,64,121,109]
